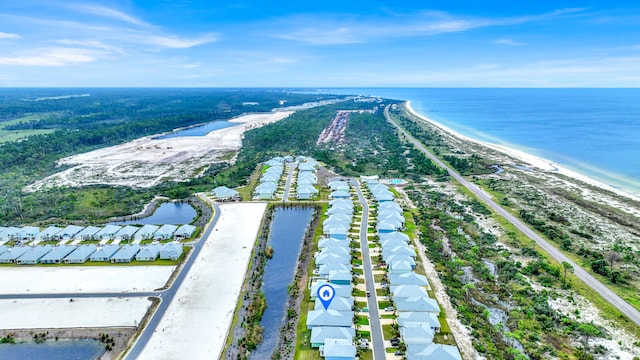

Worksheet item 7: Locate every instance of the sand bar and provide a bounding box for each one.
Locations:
[136,202,267,360]
[0,297,151,328]
[0,266,175,295]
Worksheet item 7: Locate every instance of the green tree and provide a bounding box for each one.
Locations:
[562,261,574,285]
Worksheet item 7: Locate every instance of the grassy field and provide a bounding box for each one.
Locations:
[0,115,57,144]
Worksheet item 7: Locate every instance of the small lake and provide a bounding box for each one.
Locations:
[154,120,236,139]
[0,340,105,360]
[112,202,197,225]
[250,207,314,359]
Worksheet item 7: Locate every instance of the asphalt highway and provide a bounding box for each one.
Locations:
[384,105,640,327]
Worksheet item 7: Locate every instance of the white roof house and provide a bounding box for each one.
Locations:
[306,310,354,329]
[398,312,441,331]
[395,296,440,314]
[392,285,428,299]
[314,297,354,312]
[154,224,178,240]
[310,327,355,348]
[330,190,350,199]
[388,272,430,287]
[382,246,416,260]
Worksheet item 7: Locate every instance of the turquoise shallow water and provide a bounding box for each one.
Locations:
[318,88,640,195]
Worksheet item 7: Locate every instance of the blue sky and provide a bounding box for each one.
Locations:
[1,1,639,87]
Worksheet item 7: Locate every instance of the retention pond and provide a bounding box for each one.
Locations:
[112,202,197,225]
[0,340,105,360]
[250,207,314,359]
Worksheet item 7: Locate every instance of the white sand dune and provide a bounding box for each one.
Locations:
[136,202,267,360]
[0,266,175,295]
[0,297,151,329]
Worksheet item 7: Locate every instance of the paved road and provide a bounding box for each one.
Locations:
[384,105,640,327]
[282,162,296,202]
[352,181,386,360]
[124,203,222,359]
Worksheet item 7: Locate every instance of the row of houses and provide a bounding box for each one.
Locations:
[308,196,357,359]
[365,180,461,360]
[0,224,196,245]
[254,157,285,199]
[0,242,184,264]
[296,157,319,200]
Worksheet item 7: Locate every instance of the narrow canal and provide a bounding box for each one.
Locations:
[250,207,314,359]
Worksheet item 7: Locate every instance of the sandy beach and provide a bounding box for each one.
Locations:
[136,202,267,360]
[405,101,640,202]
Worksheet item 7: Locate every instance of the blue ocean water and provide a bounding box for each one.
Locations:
[320,88,640,196]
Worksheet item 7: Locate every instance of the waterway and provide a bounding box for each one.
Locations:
[0,340,104,360]
[112,202,197,225]
[250,207,314,359]
[154,120,236,139]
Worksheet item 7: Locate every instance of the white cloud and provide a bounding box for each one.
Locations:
[143,34,217,48]
[491,38,524,46]
[272,8,585,45]
[0,31,20,39]
[0,48,98,66]
[53,39,124,54]
[67,3,151,27]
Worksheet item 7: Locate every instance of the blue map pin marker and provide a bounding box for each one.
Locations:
[317,283,336,311]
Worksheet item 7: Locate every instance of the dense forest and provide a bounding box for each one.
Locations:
[0,89,341,224]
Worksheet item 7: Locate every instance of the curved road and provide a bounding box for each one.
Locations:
[384,105,640,327]
[351,181,386,360]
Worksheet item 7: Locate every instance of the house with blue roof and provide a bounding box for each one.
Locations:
[401,322,435,345]
[388,272,430,287]
[16,245,53,264]
[160,242,183,260]
[17,226,40,242]
[175,224,196,239]
[75,226,101,240]
[406,343,462,360]
[115,225,139,241]
[329,270,352,285]
[398,312,441,332]
[40,245,77,264]
[314,297,354,312]
[136,244,162,261]
[310,327,355,348]
[317,263,352,277]
[111,244,141,263]
[57,225,85,241]
[0,246,32,263]
[154,224,178,240]
[392,285,428,299]
[306,309,354,329]
[321,338,356,360]
[90,244,120,262]
[395,296,440,314]
[65,244,97,264]
[36,226,63,241]
[330,190,350,199]
[95,225,122,241]
[212,186,240,201]
[134,224,159,241]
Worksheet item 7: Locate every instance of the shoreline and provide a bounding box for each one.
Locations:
[404,101,640,203]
